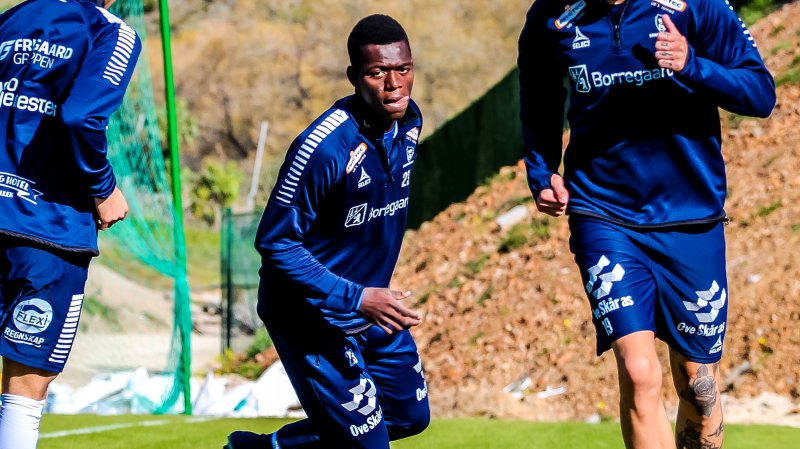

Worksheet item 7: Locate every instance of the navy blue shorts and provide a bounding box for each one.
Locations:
[569,216,728,364]
[0,240,90,373]
[262,304,429,449]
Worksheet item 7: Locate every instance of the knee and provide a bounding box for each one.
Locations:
[387,406,430,440]
[2,359,57,401]
[621,355,662,393]
[679,366,720,417]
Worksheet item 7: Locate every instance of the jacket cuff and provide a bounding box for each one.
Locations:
[321,278,365,314]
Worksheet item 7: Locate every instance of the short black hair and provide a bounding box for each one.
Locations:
[347,14,409,66]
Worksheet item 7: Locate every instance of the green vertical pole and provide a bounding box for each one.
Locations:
[158,0,192,415]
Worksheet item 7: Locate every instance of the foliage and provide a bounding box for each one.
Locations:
[498,219,550,253]
[214,348,265,380]
[756,200,783,217]
[738,0,779,26]
[187,160,243,226]
[776,55,800,86]
[156,97,199,149]
[245,328,273,359]
[464,253,490,276]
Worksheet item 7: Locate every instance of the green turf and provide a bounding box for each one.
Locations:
[37,415,800,449]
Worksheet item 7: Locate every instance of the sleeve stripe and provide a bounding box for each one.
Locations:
[102,24,137,86]
[274,109,349,204]
[317,122,335,133]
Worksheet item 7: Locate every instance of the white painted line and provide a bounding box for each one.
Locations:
[40,416,214,439]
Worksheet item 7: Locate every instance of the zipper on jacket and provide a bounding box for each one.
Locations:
[375,138,395,184]
[609,0,630,49]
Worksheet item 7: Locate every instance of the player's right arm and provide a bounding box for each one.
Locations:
[60,20,141,201]
[255,134,362,315]
[518,1,570,217]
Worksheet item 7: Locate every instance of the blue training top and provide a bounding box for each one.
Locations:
[0,0,141,254]
[519,0,776,227]
[255,95,422,333]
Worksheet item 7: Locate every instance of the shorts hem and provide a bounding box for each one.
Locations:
[0,352,64,374]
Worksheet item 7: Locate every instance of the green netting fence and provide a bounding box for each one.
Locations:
[99,0,192,414]
[220,208,262,353]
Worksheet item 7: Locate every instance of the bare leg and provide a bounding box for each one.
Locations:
[612,331,675,449]
[2,358,57,400]
[0,358,56,449]
[670,350,724,449]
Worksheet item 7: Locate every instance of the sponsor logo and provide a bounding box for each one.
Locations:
[344,198,410,228]
[0,78,57,117]
[555,0,587,29]
[345,203,368,228]
[342,377,378,416]
[342,377,385,437]
[345,349,359,367]
[416,381,429,401]
[652,0,686,12]
[0,38,74,69]
[413,356,424,375]
[570,67,675,93]
[3,328,45,347]
[592,295,634,320]
[676,321,726,337]
[357,167,371,188]
[349,408,383,437]
[572,27,590,49]
[13,298,52,334]
[650,14,667,37]
[413,355,427,401]
[346,143,368,174]
[405,127,419,143]
[368,198,409,221]
[406,146,415,163]
[0,41,12,60]
[6,298,52,347]
[585,255,625,300]
[0,171,43,205]
[683,281,726,323]
[709,336,723,354]
[569,65,591,93]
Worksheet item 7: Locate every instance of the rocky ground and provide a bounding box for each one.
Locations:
[392,2,800,422]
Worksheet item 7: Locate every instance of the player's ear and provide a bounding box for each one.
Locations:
[346,66,357,88]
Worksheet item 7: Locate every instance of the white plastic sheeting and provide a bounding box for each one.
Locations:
[47,361,304,417]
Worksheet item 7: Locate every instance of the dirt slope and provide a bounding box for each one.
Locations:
[395,3,800,420]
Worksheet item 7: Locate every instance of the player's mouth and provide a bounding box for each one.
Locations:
[383,96,409,113]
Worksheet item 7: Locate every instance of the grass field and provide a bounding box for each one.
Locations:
[37,415,800,449]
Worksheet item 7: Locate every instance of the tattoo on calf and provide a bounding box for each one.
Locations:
[708,421,724,438]
[680,364,718,417]
[677,420,722,449]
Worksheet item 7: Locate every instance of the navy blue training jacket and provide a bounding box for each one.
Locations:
[519,0,776,227]
[256,95,422,333]
[0,0,141,254]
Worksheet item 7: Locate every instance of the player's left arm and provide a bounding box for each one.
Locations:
[60,22,142,199]
[655,0,775,118]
